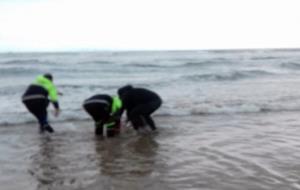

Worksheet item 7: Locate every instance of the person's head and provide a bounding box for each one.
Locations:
[118,85,133,97]
[43,73,53,81]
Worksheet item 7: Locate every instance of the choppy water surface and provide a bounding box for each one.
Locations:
[1,49,300,189]
[2,49,300,124]
[1,112,300,190]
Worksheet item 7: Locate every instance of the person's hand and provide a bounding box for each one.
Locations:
[125,119,132,128]
[53,109,60,117]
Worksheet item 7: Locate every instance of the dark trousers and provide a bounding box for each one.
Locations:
[83,103,110,135]
[128,99,162,131]
[83,103,110,123]
[23,99,49,127]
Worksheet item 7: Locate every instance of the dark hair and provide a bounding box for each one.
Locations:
[44,73,53,81]
[118,85,133,96]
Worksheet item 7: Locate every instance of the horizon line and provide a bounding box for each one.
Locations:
[1,47,300,54]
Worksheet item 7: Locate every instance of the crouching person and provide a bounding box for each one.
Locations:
[83,94,122,137]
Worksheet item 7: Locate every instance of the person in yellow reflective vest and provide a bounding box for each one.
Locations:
[22,73,60,133]
[83,94,122,137]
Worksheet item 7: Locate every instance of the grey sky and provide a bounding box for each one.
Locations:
[1,0,300,52]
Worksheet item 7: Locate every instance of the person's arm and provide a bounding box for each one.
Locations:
[48,83,60,116]
[110,95,124,121]
[52,101,60,117]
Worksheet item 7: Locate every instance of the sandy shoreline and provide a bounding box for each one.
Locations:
[1,113,300,190]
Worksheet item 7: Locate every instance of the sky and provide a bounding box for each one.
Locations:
[0,0,300,52]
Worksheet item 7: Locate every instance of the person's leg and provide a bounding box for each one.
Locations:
[142,99,162,130]
[130,99,162,131]
[128,107,145,131]
[31,99,53,133]
[95,123,103,135]
[33,109,47,130]
[23,99,51,133]
[39,100,54,133]
[143,115,156,130]
[106,128,116,137]
[83,103,110,135]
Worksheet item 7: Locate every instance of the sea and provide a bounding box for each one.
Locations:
[1,49,300,190]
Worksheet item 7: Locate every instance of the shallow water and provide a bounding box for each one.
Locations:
[2,50,300,189]
[1,112,300,190]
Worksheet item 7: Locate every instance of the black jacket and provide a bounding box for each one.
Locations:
[83,94,113,108]
[120,88,162,112]
[22,84,59,109]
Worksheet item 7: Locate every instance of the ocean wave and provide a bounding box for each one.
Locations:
[0,67,42,76]
[125,60,231,68]
[183,61,216,67]
[184,72,245,81]
[2,105,300,127]
[58,82,164,92]
[251,56,281,60]
[0,109,89,127]
[280,62,300,70]
[183,70,273,82]
[124,62,172,68]
[190,106,300,116]
[0,85,26,96]
[160,103,300,117]
[58,84,119,90]
[0,59,53,65]
[183,58,233,67]
[77,60,114,65]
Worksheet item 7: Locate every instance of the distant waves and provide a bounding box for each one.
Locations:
[1,50,300,125]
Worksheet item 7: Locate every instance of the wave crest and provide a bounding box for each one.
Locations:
[184,70,273,82]
[281,62,300,70]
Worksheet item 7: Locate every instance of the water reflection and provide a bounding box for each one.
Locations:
[94,135,158,176]
[29,135,61,190]
[92,135,160,189]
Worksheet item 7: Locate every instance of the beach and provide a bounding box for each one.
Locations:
[1,112,300,190]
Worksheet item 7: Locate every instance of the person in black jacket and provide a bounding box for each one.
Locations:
[117,85,162,132]
[83,94,122,137]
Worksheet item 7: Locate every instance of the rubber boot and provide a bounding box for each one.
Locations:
[44,124,54,133]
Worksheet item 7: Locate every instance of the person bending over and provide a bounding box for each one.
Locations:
[117,85,162,132]
[83,94,122,137]
[22,73,60,133]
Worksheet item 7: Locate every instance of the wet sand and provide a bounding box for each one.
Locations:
[1,112,300,190]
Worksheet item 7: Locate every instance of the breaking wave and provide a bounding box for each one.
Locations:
[183,70,273,82]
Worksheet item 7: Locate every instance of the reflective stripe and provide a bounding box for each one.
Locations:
[83,99,110,106]
[104,121,116,128]
[22,94,47,101]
